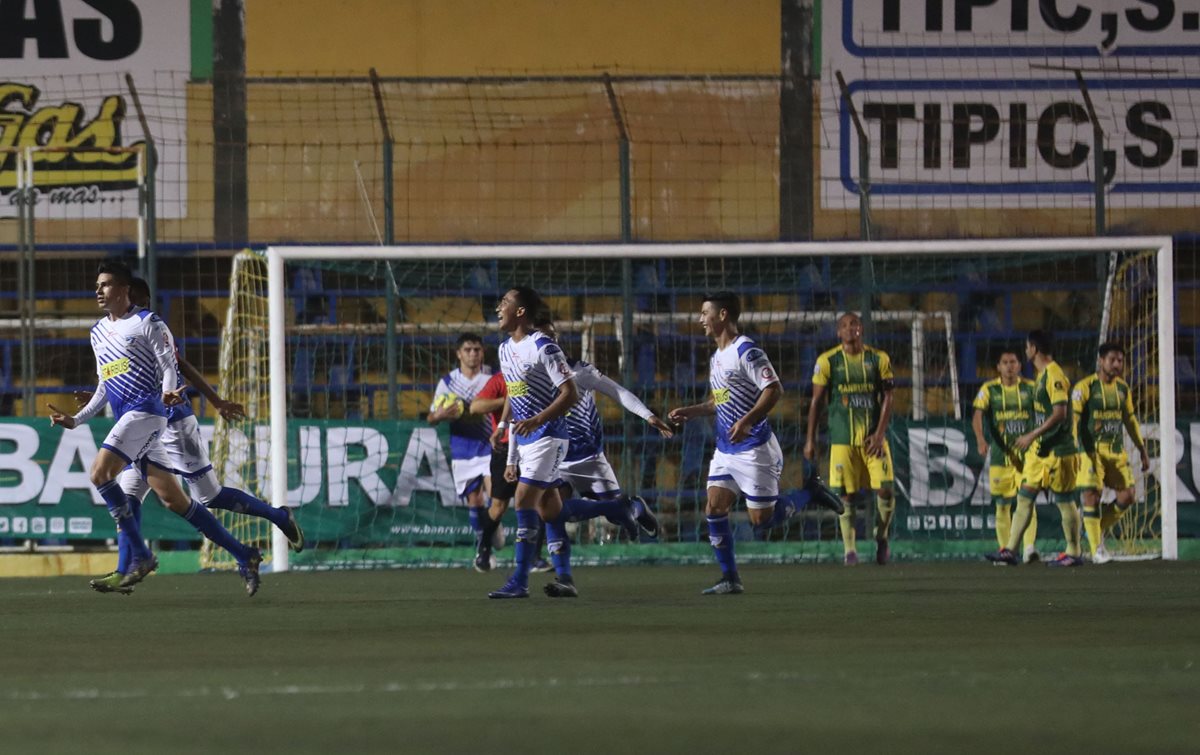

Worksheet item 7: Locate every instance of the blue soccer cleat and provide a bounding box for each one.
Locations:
[118,554,158,589]
[1046,553,1085,568]
[280,509,305,553]
[488,580,530,599]
[985,548,1020,566]
[630,496,659,539]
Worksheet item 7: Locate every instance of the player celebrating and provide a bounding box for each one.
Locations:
[987,330,1084,567]
[49,262,263,595]
[1072,342,1150,563]
[804,312,896,566]
[85,277,304,594]
[668,291,791,595]
[469,370,550,574]
[488,287,650,599]
[428,333,496,569]
[971,348,1040,563]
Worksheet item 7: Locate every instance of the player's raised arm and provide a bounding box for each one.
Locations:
[576,362,673,438]
[178,355,245,421]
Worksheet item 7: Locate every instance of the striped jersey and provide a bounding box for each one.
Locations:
[1072,374,1144,455]
[972,377,1036,467]
[430,366,494,460]
[812,344,893,446]
[564,359,655,462]
[1032,360,1075,456]
[498,330,574,446]
[709,335,779,454]
[87,307,178,419]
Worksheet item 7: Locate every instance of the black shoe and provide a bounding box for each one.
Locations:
[630,496,659,538]
[119,554,158,589]
[805,466,845,515]
[985,548,1020,566]
[488,580,530,599]
[543,575,578,598]
[474,532,494,572]
[280,508,305,553]
[238,549,263,597]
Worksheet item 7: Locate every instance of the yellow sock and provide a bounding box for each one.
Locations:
[874,493,895,541]
[1100,501,1132,534]
[1057,500,1083,557]
[1082,504,1102,557]
[1006,494,1035,552]
[839,502,857,555]
[995,500,1012,550]
[1023,500,1038,550]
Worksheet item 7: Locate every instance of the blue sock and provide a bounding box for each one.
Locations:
[707,514,738,580]
[560,496,626,524]
[208,487,289,528]
[98,481,151,561]
[545,520,572,578]
[468,506,483,534]
[183,500,254,564]
[753,493,810,535]
[115,495,143,573]
[510,509,541,589]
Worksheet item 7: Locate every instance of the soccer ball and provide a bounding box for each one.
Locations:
[432,392,465,418]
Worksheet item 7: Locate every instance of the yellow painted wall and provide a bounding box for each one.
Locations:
[246,0,779,75]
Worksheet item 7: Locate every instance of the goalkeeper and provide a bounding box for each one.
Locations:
[971,348,1039,563]
[1072,342,1150,564]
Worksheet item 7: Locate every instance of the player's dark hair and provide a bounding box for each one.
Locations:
[994,346,1020,364]
[703,291,741,323]
[510,286,556,337]
[1026,329,1054,356]
[129,277,152,307]
[456,332,483,349]
[1098,341,1124,359]
[96,260,134,286]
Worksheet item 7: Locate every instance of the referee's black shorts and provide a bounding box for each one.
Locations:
[490,443,517,502]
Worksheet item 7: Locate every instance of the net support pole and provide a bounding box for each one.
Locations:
[1157,239,1177,559]
[606,73,637,490]
[370,69,399,418]
[125,74,158,296]
[20,148,35,417]
[268,248,290,572]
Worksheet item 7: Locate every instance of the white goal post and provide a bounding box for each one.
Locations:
[265,238,1177,570]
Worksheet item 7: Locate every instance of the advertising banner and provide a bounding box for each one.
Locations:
[0,1,190,218]
[822,0,1200,209]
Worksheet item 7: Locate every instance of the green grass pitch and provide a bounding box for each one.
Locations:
[1,562,1197,755]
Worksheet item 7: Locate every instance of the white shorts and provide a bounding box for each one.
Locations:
[102,411,171,470]
[560,453,622,500]
[516,436,567,488]
[451,455,491,498]
[707,435,783,510]
[162,415,214,476]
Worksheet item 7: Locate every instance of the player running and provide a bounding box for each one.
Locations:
[83,276,304,594]
[670,292,839,595]
[428,333,496,569]
[987,330,1084,567]
[49,262,264,595]
[487,287,653,599]
[1072,342,1150,563]
[972,348,1040,563]
[804,312,897,566]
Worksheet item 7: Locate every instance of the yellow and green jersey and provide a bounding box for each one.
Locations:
[1071,374,1144,455]
[812,344,893,446]
[1033,360,1075,456]
[972,377,1035,466]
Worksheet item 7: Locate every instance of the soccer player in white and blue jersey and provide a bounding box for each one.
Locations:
[488,287,650,599]
[427,333,495,569]
[669,291,790,595]
[50,262,264,595]
[85,277,303,594]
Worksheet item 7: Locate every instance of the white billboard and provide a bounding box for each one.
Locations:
[822,0,1200,209]
[0,0,190,218]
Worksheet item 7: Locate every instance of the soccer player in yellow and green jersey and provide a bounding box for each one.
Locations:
[805,312,896,566]
[1072,342,1150,563]
[971,349,1039,561]
[987,330,1083,567]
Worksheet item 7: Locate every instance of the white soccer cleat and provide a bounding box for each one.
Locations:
[1023,545,1040,564]
[491,523,506,550]
[1093,543,1112,564]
